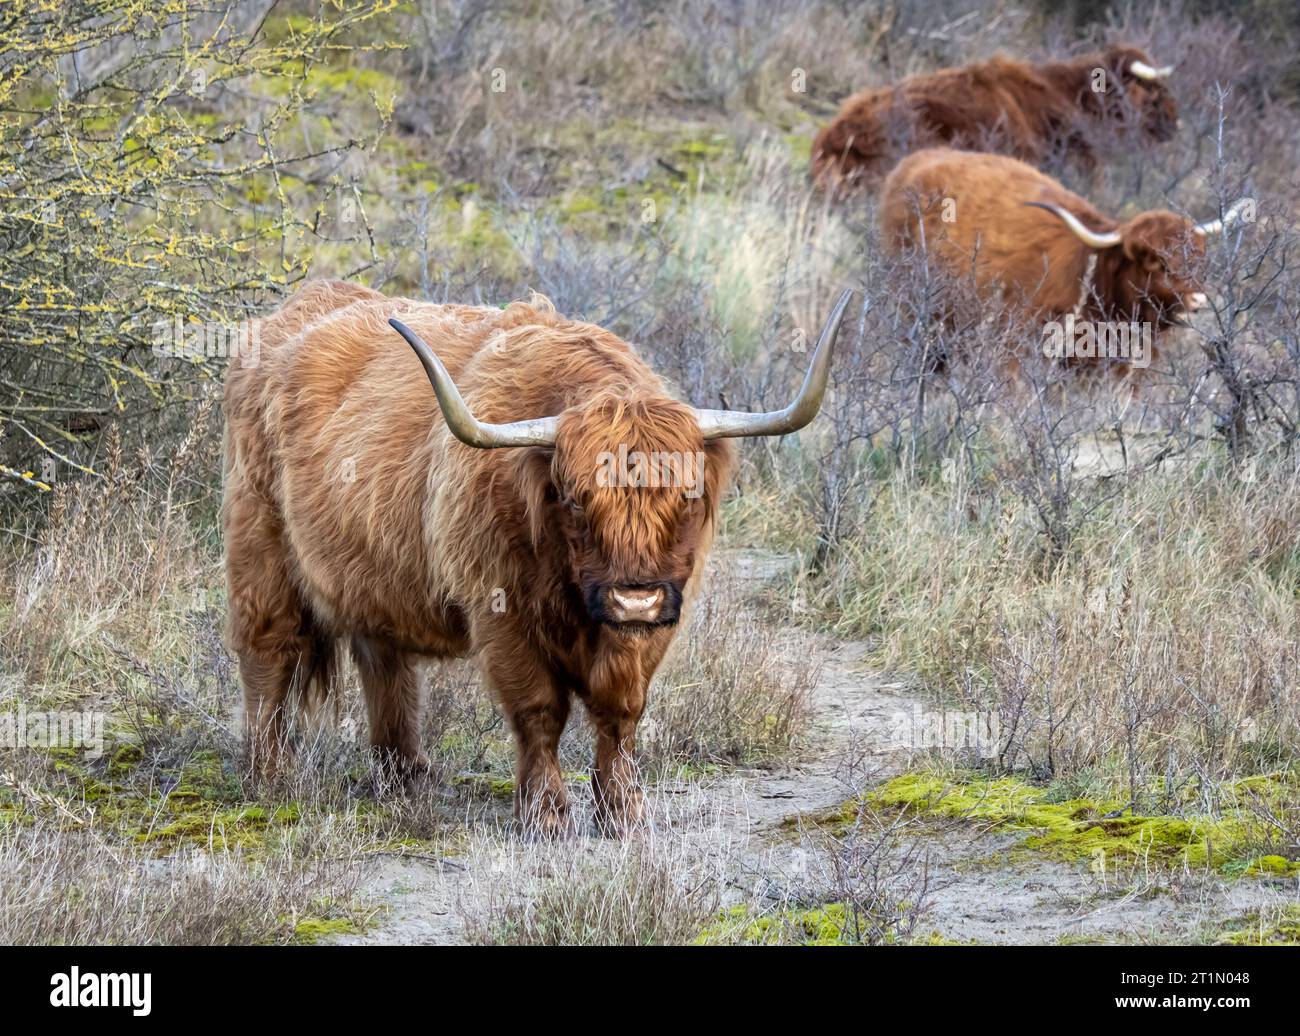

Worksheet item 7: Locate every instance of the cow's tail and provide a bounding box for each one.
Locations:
[291,608,342,723]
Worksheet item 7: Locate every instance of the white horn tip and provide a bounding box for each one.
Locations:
[1129,59,1173,81]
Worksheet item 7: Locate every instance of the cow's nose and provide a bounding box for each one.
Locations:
[609,586,664,623]
[1185,291,1208,312]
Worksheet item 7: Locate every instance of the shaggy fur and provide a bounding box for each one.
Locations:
[223,280,737,835]
[812,44,1178,189]
[879,148,1208,372]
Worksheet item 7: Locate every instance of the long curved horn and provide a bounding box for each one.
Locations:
[693,289,856,440]
[389,318,559,448]
[1194,198,1254,236]
[1024,201,1123,250]
[1129,59,1173,81]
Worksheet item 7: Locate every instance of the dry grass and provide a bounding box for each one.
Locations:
[801,454,1300,797]
[0,812,370,945]
[456,784,735,945]
[708,802,938,946]
[456,782,938,946]
[640,574,819,768]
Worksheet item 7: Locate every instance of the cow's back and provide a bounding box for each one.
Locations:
[222,283,492,643]
[813,54,1077,186]
[880,148,1102,315]
[222,283,668,646]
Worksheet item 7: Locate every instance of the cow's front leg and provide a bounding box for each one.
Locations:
[589,705,645,835]
[482,646,572,838]
[585,662,649,836]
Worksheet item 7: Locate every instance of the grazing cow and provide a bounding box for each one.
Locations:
[879,148,1249,371]
[812,44,1177,189]
[223,280,852,836]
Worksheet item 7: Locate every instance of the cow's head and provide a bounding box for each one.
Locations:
[1103,45,1179,142]
[1026,200,1251,328]
[390,291,854,632]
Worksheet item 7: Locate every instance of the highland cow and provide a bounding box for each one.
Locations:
[812,44,1178,190]
[222,280,852,836]
[879,147,1250,372]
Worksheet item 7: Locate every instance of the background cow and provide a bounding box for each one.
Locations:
[222,280,851,837]
[879,147,1249,372]
[812,43,1178,190]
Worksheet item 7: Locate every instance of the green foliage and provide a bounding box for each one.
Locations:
[0,0,397,488]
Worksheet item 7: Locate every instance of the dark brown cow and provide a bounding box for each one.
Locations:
[813,44,1178,190]
[222,280,852,836]
[879,148,1249,370]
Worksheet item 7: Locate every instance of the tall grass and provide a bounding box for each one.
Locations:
[799,452,1300,793]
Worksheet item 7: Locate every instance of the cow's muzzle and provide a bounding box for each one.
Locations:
[585,581,683,629]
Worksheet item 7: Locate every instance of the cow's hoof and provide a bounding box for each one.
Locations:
[520,805,574,841]
[246,740,295,783]
[517,788,574,840]
[594,786,647,838]
[373,748,433,785]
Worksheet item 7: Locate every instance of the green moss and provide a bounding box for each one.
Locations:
[135,799,299,852]
[453,773,516,798]
[672,135,730,165]
[107,743,143,775]
[304,67,399,109]
[452,770,593,800]
[695,903,840,945]
[909,929,974,946]
[1216,906,1300,946]
[660,761,721,783]
[695,902,899,946]
[856,770,1300,877]
[1237,854,1293,876]
[262,13,323,45]
[272,803,301,824]
[506,118,748,240]
[35,746,302,854]
[292,917,359,944]
[561,193,603,218]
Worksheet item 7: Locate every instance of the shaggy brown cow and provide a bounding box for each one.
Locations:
[812,44,1178,189]
[223,280,851,836]
[879,148,1250,371]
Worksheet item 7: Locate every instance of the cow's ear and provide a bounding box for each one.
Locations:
[1122,237,1165,273]
[511,446,559,546]
[700,438,739,516]
[522,444,557,485]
